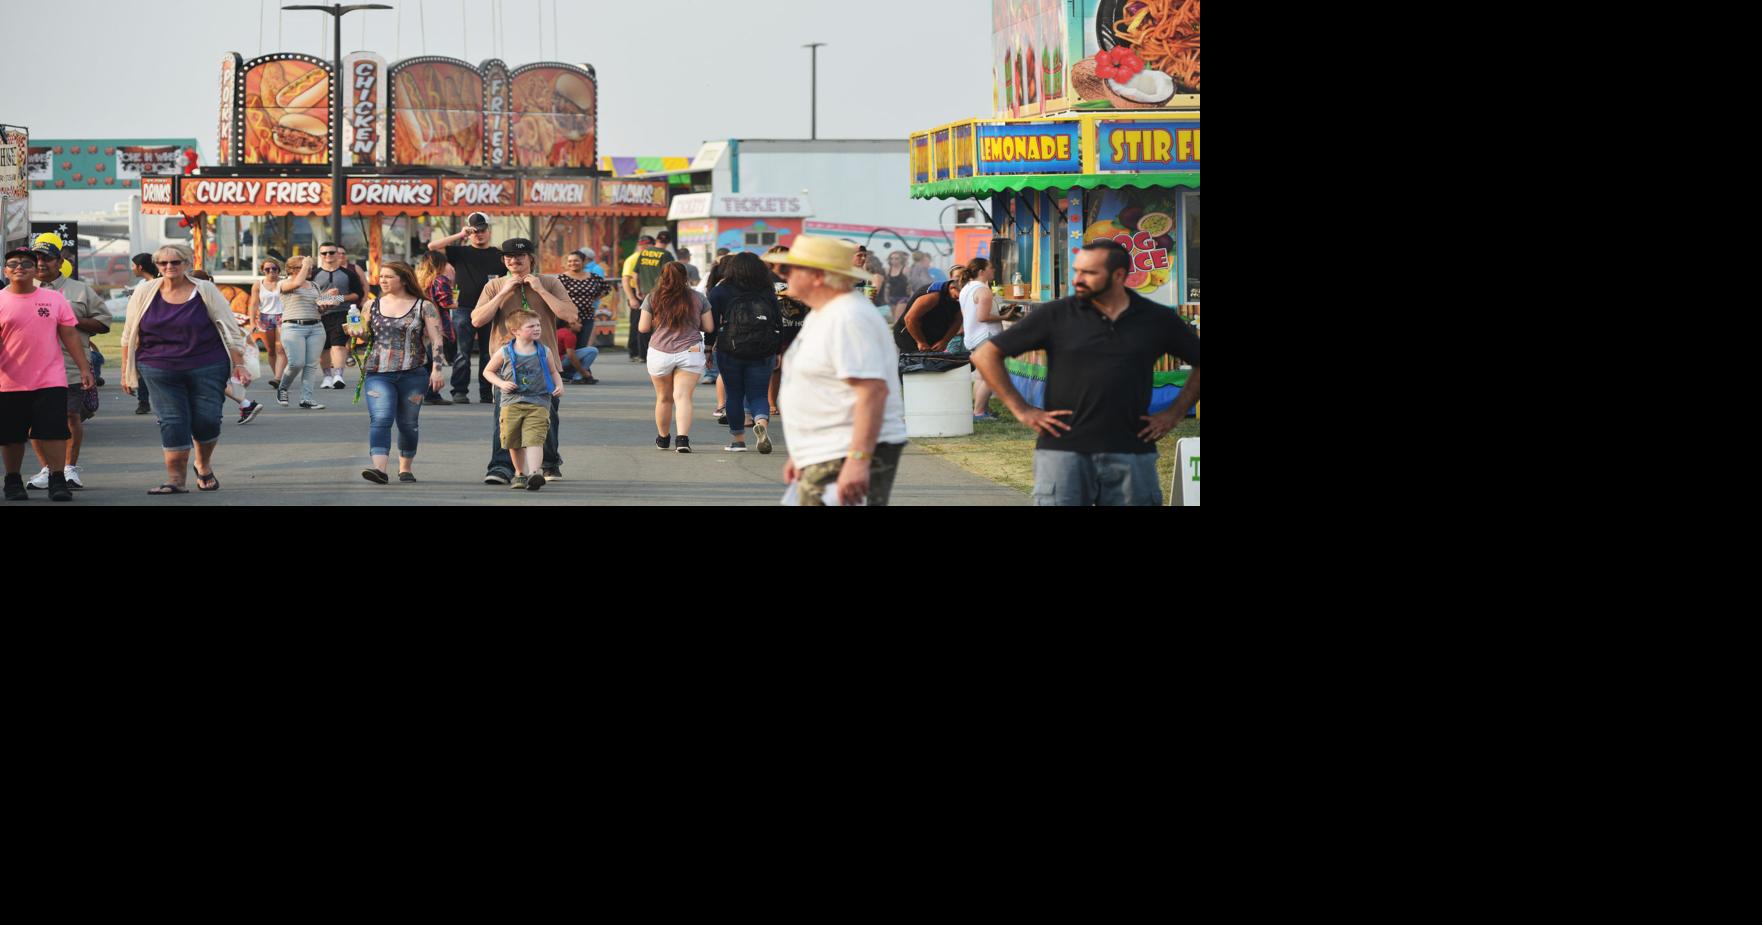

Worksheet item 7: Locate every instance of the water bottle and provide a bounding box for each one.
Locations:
[347,304,362,327]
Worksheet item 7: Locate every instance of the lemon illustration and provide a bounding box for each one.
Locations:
[1137,212,1173,237]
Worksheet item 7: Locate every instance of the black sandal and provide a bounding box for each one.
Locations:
[195,470,219,492]
[362,468,389,484]
[148,483,189,495]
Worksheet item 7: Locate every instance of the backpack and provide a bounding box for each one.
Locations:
[719,288,782,359]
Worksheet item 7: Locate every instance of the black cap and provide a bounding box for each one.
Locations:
[32,242,60,260]
[5,247,38,263]
[638,234,656,245]
[500,238,536,257]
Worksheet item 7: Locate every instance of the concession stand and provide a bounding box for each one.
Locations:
[909,0,1199,413]
[140,51,669,289]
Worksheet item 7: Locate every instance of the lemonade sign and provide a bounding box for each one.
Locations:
[1083,187,1176,301]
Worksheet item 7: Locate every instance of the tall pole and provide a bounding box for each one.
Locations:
[286,5,392,245]
[331,6,343,244]
[803,43,826,140]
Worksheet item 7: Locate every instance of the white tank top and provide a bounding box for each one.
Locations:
[960,281,1001,343]
[257,284,284,316]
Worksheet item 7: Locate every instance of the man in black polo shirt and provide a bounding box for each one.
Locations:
[973,240,1201,506]
[430,213,508,403]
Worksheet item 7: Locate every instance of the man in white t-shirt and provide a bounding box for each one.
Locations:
[763,236,909,506]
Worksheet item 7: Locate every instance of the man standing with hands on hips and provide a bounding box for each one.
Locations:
[763,236,909,506]
[429,212,507,404]
[471,238,580,485]
[971,240,1201,506]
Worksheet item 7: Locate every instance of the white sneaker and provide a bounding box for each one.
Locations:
[320,375,336,390]
[26,466,51,489]
[63,465,84,489]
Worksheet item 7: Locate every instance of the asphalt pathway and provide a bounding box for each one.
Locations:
[34,350,1026,506]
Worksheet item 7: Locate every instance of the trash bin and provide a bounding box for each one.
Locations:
[898,352,973,438]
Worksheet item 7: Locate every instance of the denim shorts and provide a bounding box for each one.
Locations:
[1032,450,1163,507]
[138,360,230,451]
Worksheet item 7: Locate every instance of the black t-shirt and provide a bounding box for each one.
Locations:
[445,244,508,314]
[987,292,1202,455]
[894,284,961,352]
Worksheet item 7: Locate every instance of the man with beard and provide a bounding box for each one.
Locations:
[971,240,1201,507]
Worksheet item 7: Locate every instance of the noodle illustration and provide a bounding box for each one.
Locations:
[1115,0,1200,92]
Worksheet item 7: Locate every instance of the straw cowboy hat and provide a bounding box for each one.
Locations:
[759,235,870,281]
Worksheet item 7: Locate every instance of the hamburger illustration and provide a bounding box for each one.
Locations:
[553,73,593,140]
[275,67,330,110]
[273,114,327,156]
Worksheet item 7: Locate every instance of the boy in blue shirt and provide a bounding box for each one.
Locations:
[482,311,564,491]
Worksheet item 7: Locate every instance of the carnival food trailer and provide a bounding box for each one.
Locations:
[910,0,1199,412]
[139,51,669,288]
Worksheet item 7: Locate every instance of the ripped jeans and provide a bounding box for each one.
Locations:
[364,367,430,458]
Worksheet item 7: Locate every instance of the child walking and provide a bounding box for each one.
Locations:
[482,311,565,491]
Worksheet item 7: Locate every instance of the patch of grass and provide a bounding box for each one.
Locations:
[916,399,1201,503]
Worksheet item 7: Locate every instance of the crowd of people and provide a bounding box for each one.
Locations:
[1,224,1199,505]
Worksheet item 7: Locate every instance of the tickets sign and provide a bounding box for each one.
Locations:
[976,121,1082,175]
[1096,121,1201,173]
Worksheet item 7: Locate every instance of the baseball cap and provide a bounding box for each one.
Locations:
[500,238,536,257]
[5,247,38,263]
[32,242,60,260]
[466,211,491,230]
[638,234,656,245]
[579,248,597,261]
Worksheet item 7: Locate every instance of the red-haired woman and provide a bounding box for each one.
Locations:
[637,262,713,453]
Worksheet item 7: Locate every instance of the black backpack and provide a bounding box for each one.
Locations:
[720,288,782,359]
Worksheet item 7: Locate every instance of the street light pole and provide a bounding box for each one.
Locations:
[284,4,392,245]
[803,43,826,140]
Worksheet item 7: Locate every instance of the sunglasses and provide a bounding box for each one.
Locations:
[262,266,281,272]
[319,250,341,256]
[4,260,36,269]
[155,260,186,267]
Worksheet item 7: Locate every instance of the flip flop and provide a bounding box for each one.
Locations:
[195,470,219,492]
[148,483,189,495]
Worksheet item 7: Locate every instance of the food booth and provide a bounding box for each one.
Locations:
[139,51,670,314]
[910,0,1199,413]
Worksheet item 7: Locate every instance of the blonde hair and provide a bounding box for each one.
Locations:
[154,242,195,265]
[509,309,541,329]
[821,271,855,293]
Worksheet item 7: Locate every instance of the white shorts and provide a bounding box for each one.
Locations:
[648,346,706,378]
[965,328,996,351]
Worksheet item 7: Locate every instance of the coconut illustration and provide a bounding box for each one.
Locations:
[87,145,98,154]
[95,163,105,172]
[71,173,82,182]
[61,161,72,170]
[52,146,63,155]
[88,178,99,186]
[104,147,115,155]
[105,177,116,186]
[54,180,65,188]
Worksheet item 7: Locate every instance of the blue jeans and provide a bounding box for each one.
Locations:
[281,322,326,403]
[718,352,772,436]
[1032,450,1163,506]
[487,395,561,476]
[139,360,230,451]
[452,310,493,400]
[569,346,600,378]
[365,367,430,458]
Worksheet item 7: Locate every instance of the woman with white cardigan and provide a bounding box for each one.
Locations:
[120,243,253,494]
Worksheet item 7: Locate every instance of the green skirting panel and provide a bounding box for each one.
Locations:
[912,173,1199,200]
[1006,358,1189,389]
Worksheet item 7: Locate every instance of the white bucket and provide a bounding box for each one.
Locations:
[901,368,975,438]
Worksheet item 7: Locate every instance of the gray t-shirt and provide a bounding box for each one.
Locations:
[498,344,554,408]
[639,289,711,354]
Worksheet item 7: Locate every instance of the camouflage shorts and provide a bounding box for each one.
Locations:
[797,442,906,506]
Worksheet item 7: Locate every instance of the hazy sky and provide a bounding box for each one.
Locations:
[7,0,995,158]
